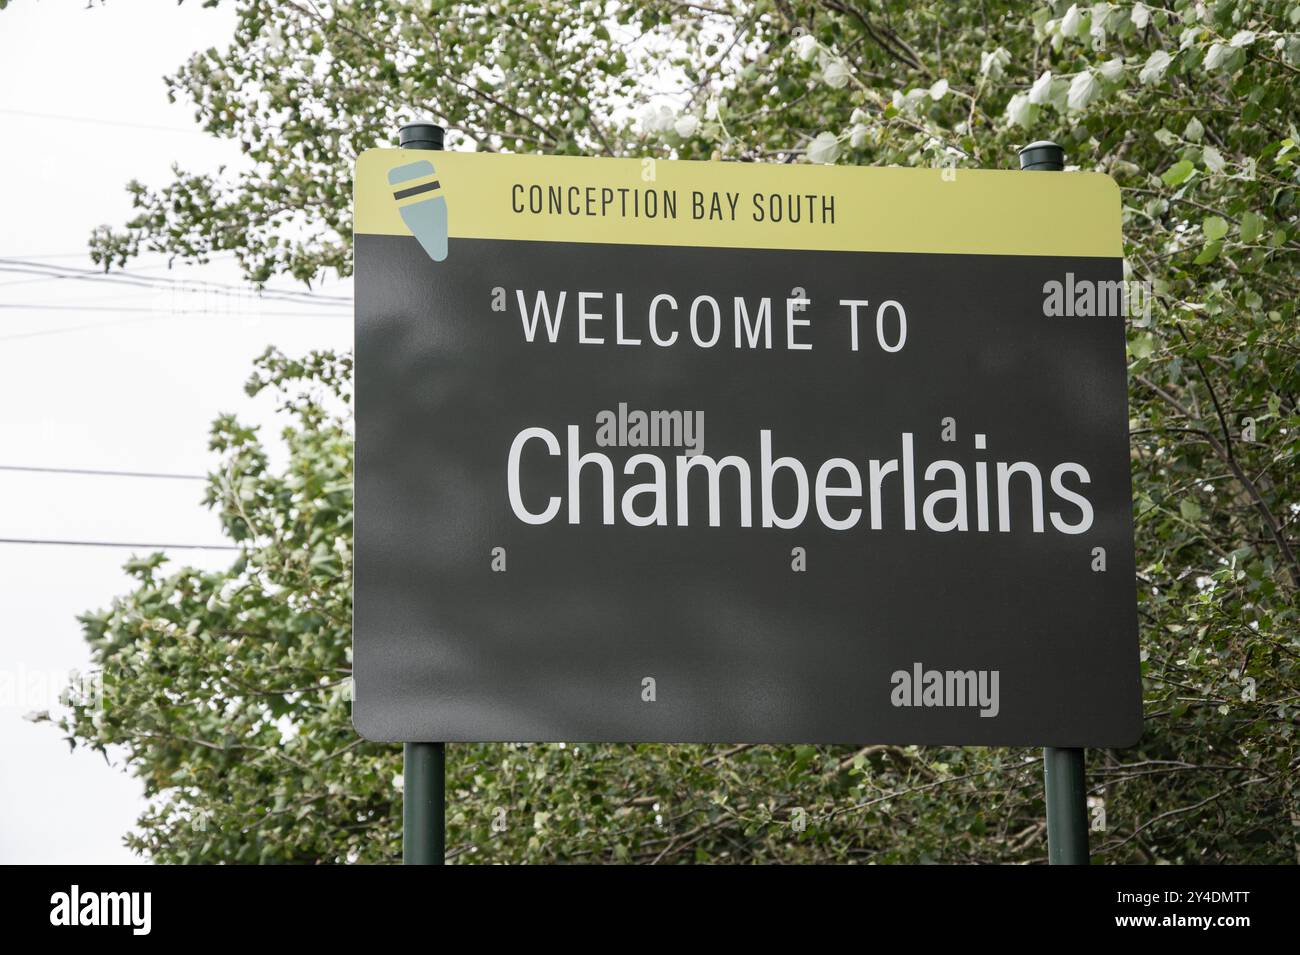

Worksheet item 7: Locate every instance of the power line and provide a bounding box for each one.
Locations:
[0,107,204,136]
[0,465,207,481]
[0,537,239,552]
[0,315,160,342]
[0,260,352,332]
[0,251,237,265]
[1,256,352,297]
[0,303,350,318]
[0,467,244,552]
[0,259,353,305]
[0,257,238,288]
[0,251,102,260]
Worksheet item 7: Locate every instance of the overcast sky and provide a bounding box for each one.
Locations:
[0,1,354,862]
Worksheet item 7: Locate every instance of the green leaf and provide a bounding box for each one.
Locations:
[1194,239,1223,263]
[1129,334,1156,359]
[1202,216,1229,241]
[1239,211,1264,244]
[1162,159,1195,186]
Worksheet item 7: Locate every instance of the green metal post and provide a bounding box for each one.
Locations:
[403,742,446,864]
[399,120,447,865]
[1043,745,1089,864]
[1019,139,1090,865]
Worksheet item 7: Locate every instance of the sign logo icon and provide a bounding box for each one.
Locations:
[388,158,448,262]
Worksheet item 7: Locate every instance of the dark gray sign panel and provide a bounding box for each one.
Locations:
[352,151,1141,746]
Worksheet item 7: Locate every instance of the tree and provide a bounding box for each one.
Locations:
[38,0,1300,862]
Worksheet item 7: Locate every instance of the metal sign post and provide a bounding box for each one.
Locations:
[402,739,445,864]
[1020,140,1092,866]
[1044,744,1089,864]
[397,121,448,866]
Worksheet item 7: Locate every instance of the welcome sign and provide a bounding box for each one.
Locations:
[352,150,1141,747]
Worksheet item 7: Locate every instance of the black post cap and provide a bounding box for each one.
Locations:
[1018,140,1065,171]
[399,122,445,151]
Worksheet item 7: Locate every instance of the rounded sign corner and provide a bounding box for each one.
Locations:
[350,702,395,743]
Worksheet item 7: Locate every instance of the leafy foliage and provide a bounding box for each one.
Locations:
[39,0,1300,862]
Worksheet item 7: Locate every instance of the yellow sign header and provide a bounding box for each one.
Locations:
[354,149,1120,258]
